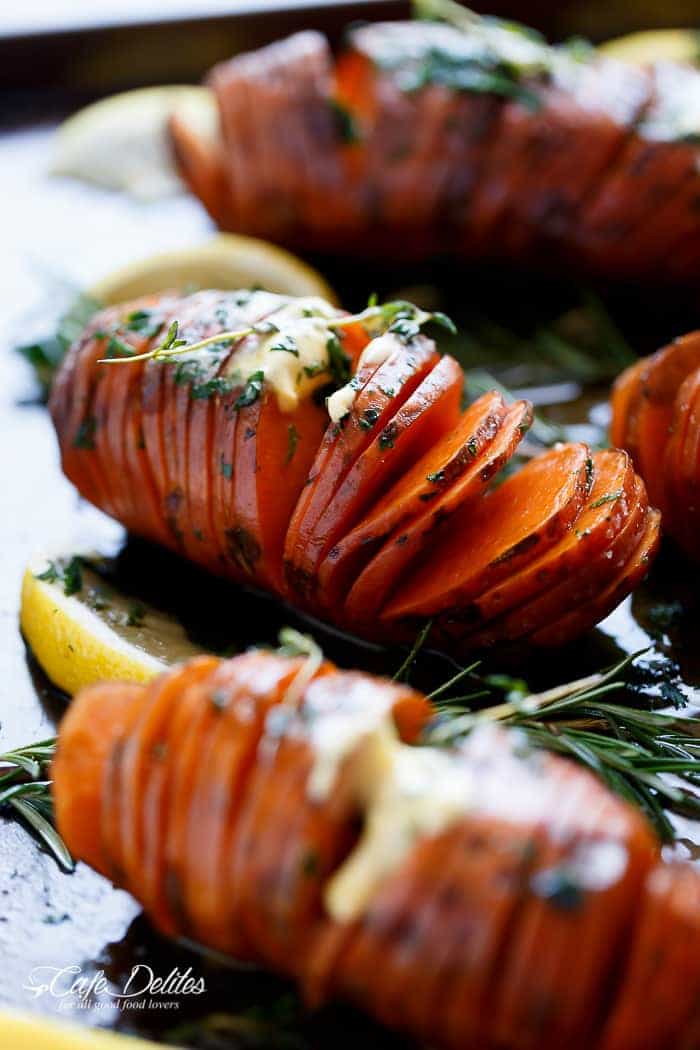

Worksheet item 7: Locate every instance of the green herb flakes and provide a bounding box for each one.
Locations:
[286,424,299,465]
[73,416,97,450]
[589,490,623,509]
[36,556,83,597]
[234,371,265,410]
[359,407,380,430]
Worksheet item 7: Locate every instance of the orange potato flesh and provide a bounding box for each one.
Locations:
[531,506,661,647]
[317,390,506,611]
[306,355,463,610]
[52,290,658,655]
[284,335,439,603]
[55,653,700,1050]
[344,399,531,628]
[453,449,635,629]
[464,475,647,650]
[383,441,592,622]
[51,681,145,877]
[601,862,700,1050]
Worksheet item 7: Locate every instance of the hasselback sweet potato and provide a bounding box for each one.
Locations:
[52,652,700,1050]
[50,289,658,650]
[611,329,700,560]
[171,20,700,284]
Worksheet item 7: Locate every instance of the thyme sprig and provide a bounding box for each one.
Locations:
[0,739,73,871]
[97,300,456,368]
[277,627,325,707]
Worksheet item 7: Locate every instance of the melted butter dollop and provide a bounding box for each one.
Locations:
[326,332,397,423]
[223,296,342,413]
[309,706,473,923]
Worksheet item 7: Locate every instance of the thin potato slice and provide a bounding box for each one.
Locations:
[317,390,506,611]
[284,334,439,602]
[382,441,591,623]
[52,681,145,878]
[531,506,661,647]
[601,863,700,1050]
[345,400,530,628]
[308,355,463,610]
[453,449,635,632]
[465,476,647,649]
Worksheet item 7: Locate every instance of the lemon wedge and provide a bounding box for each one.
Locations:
[599,28,700,65]
[89,234,337,306]
[52,85,218,200]
[20,554,203,696]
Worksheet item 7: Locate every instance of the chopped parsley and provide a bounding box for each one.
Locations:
[16,291,101,400]
[584,456,594,490]
[269,332,299,357]
[326,332,352,387]
[234,370,265,410]
[124,309,158,335]
[285,424,299,465]
[359,407,380,430]
[329,98,361,144]
[304,362,327,379]
[105,335,136,359]
[73,415,97,450]
[589,490,623,509]
[379,422,398,450]
[36,556,83,597]
[397,47,542,111]
[190,377,233,400]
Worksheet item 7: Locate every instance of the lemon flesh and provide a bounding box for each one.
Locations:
[52,85,218,200]
[90,234,337,306]
[21,555,202,696]
[599,28,700,65]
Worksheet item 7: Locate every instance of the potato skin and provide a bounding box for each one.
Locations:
[611,331,700,561]
[53,651,699,1050]
[173,23,700,285]
[50,291,658,652]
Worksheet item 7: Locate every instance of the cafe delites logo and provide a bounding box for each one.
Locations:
[23,964,206,1011]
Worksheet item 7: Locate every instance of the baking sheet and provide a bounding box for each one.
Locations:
[1,84,699,1050]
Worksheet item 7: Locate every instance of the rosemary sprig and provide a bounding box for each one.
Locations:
[392,619,433,682]
[423,650,700,842]
[0,739,73,871]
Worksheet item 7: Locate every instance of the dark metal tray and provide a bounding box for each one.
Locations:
[1,3,699,1046]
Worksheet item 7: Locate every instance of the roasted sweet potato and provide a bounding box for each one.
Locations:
[171,20,700,284]
[611,329,700,560]
[52,290,656,650]
[383,442,593,623]
[307,354,463,611]
[343,399,531,627]
[531,507,661,647]
[318,390,507,612]
[284,334,439,601]
[601,862,700,1050]
[450,449,635,632]
[52,652,700,1050]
